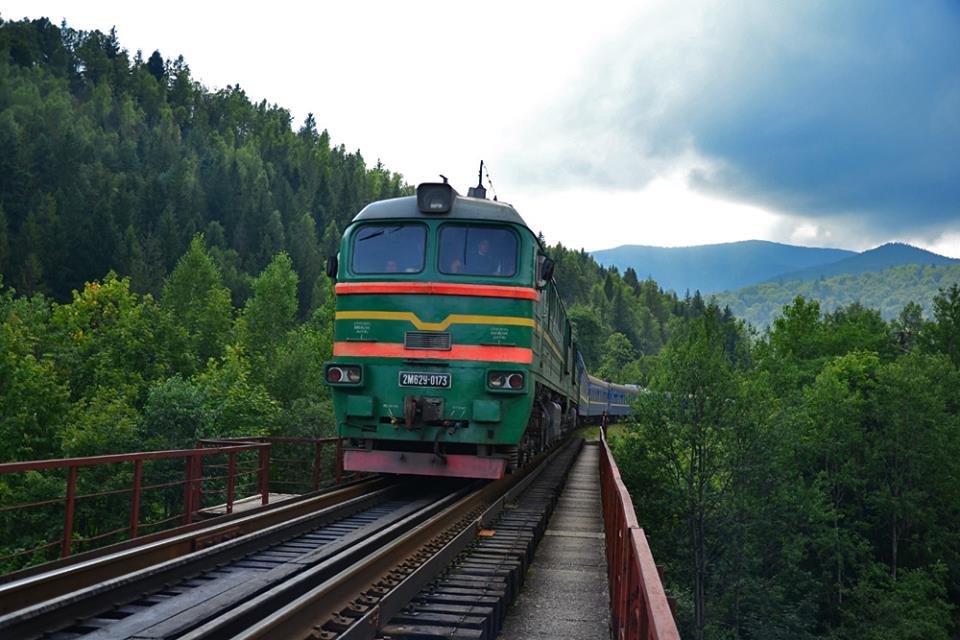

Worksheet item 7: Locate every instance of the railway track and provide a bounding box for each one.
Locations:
[0,477,389,614]
[0,438,584,640]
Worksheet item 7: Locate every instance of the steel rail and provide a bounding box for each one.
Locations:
[0,477,389,628]
[183,439,578,640]
[0,474,380,588]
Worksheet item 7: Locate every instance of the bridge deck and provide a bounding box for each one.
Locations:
[498,440,609,639]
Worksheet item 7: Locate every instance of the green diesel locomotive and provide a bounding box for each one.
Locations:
[324,180,579,479]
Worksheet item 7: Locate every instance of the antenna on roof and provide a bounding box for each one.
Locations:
[440,174,448,184]
[467,161,487,199]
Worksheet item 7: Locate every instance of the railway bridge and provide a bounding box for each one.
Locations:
[0,434,679,639]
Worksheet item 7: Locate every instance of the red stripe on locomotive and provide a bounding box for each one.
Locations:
[335,281,539,300]
[333,342,534,364]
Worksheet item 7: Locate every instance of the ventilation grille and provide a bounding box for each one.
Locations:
[404,331,451,350]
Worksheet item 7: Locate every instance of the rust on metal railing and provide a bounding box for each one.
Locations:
[0,437,349,571]
[600,428,681,640]
[197,436,349,491]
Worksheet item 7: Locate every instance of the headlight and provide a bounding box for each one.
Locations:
[488,370,524,391]
[326,364,363,386]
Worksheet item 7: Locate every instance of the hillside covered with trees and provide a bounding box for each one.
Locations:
[549,243,744,383]
[712,263,960,328]
[613,288,960,639]
[0,16,407,312]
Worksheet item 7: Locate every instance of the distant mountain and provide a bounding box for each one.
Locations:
[712,263,960,328]
[591,240,855,294]
[766,243,959,283]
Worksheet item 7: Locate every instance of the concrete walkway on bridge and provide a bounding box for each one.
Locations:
[498,440,610,640]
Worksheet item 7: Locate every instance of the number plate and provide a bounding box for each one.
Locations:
[399,371,451,388]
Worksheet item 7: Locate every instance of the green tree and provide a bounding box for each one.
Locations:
[60,387,141,457]
[568,304,605,370]
[146,50,164,83]
[892,301,925,352]
[194,347,278,438]
[632,309,739,639]
[49,273,179,402]
[287,213,324,316]
[926,283,960,367]
[238,252,299,362]
[141,375,210,450]
[597,332,636,383]
[161,235,233,368]
[0,286,67,461]
[835,564,952,640]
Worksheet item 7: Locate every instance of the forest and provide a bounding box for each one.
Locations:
[0,17,407,309]
[2,16,959,639]
[713,263,960,328]
[613,290,960,639]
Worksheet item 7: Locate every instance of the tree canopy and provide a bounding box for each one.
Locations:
[0,17,408,307]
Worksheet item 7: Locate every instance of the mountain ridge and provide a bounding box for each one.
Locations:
[768,242,959,283]
[591,240,855,294]
[590,240,957,295]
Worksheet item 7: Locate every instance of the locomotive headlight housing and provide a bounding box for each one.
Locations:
[416,182,455,214]
[487,370,525,393]
[325,364,364,387]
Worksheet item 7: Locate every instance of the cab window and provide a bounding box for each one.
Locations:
[351,224,426,274]
[438,225,518,277]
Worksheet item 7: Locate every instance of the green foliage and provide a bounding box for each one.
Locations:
[48,273,179,402]
[141,375,210,450]
[161,235,233,368]
[61,387,141,457]
[596,332,636,383]
[925,283,960,367]
[0,18,410,305]
[712,264,960,328]
[0,284,67,461]
[835,564,952,640]
[239,252,299,361]
[616,291,960,638]
[194,347,278,439]
[551,243,742,384]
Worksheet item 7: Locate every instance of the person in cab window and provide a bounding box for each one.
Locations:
[471,237,498,275]
[400,237,424,272]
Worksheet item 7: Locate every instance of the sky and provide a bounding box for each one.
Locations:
[3,1,959,256]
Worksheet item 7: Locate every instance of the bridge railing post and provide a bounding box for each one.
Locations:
[129,459,142,539]
[61,465,78,557]
[258,445,270,505]
[226,451,237,514]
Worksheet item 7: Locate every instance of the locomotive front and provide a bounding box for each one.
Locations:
[325,183,547,479]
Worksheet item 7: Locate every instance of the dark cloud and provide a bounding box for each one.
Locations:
[510,1,960,239]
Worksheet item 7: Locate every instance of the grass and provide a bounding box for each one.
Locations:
[574,422,631,441]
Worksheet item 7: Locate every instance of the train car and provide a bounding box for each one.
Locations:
[578,373,640,421]
[324,181,580,479]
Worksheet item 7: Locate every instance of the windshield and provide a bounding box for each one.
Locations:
[351,224,426,274]
[438,225,518,277]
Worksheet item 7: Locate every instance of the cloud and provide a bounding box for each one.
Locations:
[505,1,960,241]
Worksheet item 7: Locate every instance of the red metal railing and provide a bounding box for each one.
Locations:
[196,436,347,493]
[0,437,348,572]
[600,429,681,640]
